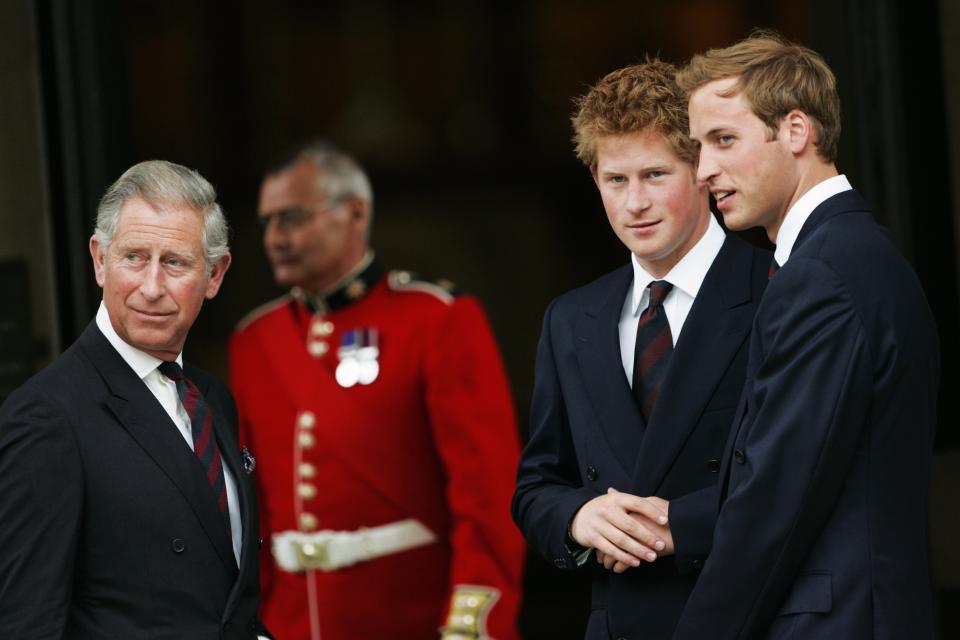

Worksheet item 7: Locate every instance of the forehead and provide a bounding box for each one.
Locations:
[259,159,326,212]
[113,197,204,251]
[688,79,757,132]
[595,128,683,169]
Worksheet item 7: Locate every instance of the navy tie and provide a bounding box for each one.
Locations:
[633,280,674,420]
[157,361,231,535]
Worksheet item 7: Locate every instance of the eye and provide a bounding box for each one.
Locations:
[608,175,626,184]
[646,171,665,179]
[717,134,734,146]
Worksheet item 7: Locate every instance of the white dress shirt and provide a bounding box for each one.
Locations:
[96,302,243,566]
[774,174,852,267]
[618,213,726,384]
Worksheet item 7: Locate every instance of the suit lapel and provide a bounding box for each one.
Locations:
[632,235,755,495]
[202,392,254,620]
[572,265,645,477]
[78,323,238,574]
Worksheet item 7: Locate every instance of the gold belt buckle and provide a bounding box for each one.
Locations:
[294,538,332,571]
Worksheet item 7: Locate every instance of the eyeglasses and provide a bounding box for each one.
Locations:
[257,198,345,231]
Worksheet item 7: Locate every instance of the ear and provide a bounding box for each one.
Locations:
[783,109,814,155]
[346,195,371,230]
[204,252,232,299]
[89,235,107,287]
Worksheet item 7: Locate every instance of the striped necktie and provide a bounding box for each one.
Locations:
[157,361,231,535]
[633,280,674,420]
[768,258,781,279]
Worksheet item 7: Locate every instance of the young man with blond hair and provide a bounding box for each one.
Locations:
[513,60,771,638]
[673,31,939,639]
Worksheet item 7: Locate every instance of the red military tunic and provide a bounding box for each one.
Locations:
[229,256,524,639]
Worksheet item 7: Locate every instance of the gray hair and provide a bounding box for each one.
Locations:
[94,160,229,269]
[270,140,375,219]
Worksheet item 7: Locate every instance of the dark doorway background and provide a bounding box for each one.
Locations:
[30,0,958,637]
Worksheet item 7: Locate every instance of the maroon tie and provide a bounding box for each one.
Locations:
[633,280,674,420]
[157,361,231,535]
[768,258,780,279]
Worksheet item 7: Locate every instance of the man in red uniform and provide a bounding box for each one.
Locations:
[230,141,524,639]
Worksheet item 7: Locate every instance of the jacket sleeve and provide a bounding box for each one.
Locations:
[0,387,82,638]
[423,295,526,640]
[511,300,598,572]
[673,258,873,639]
[667,483,719,574]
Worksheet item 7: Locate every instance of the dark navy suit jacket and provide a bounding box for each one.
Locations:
[0,322,269,639]
[672,190,940,639]
[513,232,771,638]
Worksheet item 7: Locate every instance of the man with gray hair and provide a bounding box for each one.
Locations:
[230,141,525,639]
[0,160,271,639]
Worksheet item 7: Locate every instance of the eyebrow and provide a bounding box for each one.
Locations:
[599,163,672,175]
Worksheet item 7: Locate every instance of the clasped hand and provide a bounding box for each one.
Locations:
[569,488,673,573]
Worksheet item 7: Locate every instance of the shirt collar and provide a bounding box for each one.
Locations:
[95,301,182,379]
[774,174,852,266]
[630,213,726,315]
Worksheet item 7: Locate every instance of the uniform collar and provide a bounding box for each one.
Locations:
[292,250,383,314]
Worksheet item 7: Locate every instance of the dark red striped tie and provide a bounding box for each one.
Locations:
[768,258,780,279]
[157,361,231,535]
[633,280,674,420]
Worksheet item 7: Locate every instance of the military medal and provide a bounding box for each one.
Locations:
[336,329,380,387]
[356,329,380,384]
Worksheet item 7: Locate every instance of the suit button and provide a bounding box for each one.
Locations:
[586,466,598,481]
[734,449,746,464]
[707,458,720,473]
[554,557,568,569]
[171,538,186,553]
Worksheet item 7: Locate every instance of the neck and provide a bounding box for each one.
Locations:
[303,249,371,296]
[766,161,838,243]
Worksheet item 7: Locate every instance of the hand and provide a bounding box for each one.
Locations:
[570,487,669,571]
[599,492,673,573]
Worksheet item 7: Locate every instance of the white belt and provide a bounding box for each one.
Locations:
[273,519,436,572]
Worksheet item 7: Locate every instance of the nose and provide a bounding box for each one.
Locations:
[696,148,720,185]
[139,260,165,300]
[625,181,651,215]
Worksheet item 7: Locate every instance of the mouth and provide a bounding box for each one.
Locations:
[270,255,299,268]
[627,220,660,234]
[132,309,175,320]
[712,189,736,210]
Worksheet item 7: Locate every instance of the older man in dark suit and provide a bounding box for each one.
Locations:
[0,160,270,639]
[512,60,771,638]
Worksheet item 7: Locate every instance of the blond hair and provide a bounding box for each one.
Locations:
[572,59,697,169]
[677,29,841,163]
